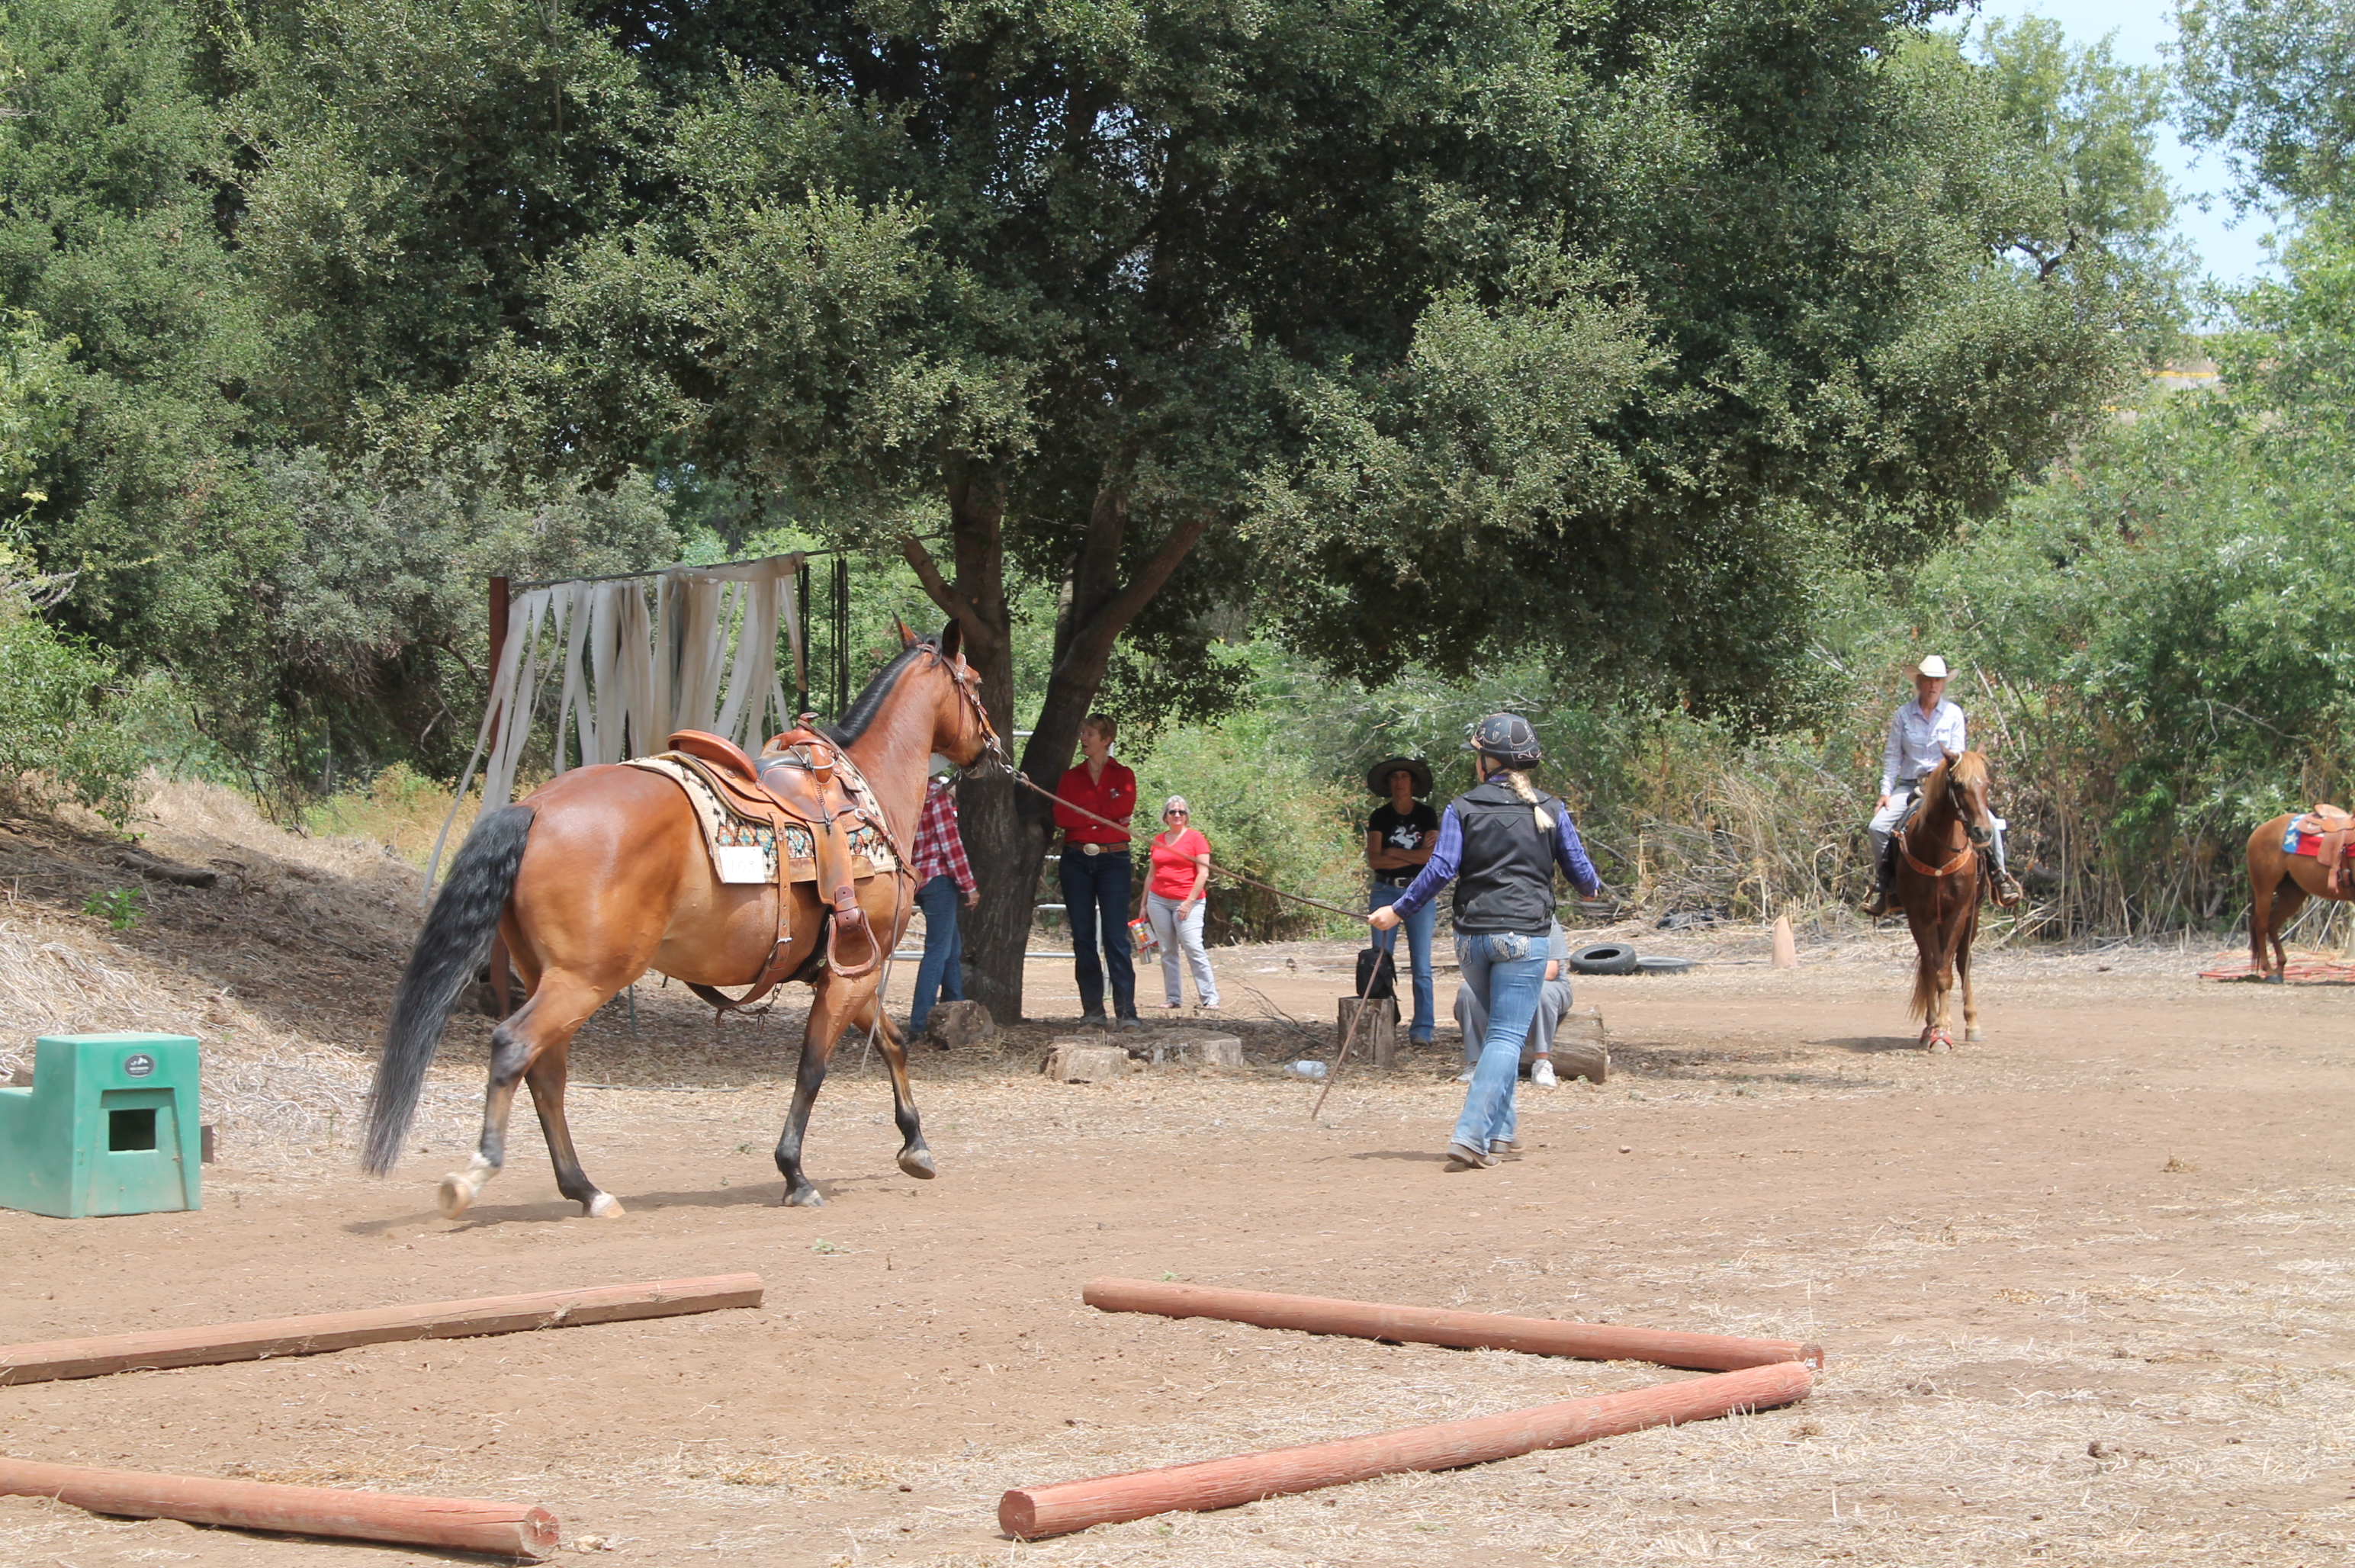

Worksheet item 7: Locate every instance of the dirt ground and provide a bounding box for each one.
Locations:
[4,789,2354,1565]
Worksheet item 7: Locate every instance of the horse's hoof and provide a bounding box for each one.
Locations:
[583,1191,626,1218]
[898,1148,938,1180]
[784,1185,825,1208]
[1965,1027,1984,1043]
[2265,972,2285,985]
[1929,1038,1952,1055]
[435,1174,477,1219]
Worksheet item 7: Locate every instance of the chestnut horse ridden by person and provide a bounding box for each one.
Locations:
[2244,809,2355,981]
[361,625,1003,1214]
[1894,750,1999,1052]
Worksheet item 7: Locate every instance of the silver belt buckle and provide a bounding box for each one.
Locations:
[1081,842,1101,857]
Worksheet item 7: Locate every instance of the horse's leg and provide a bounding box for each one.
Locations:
[775,975,865,1207]
[2249,849,2276,978]
[1959,901,1981,1043]
[851,991,936,1179]
[1929,927,1955,1052]
[439,969,613,1218]
[523,1038,624,1218]
[2268,880,2308,982]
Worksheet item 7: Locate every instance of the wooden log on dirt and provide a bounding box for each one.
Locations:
[1544,1007,1608,1083]
[1338,998,1399,1067]
[1082,1279,1822,1372]
[1039,1042,1138,1081]
[999,1359,1811,1538]
[0,1274,763,1387]
[0,1455,560,1560]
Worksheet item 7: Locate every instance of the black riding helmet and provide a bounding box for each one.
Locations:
[1465,712,1541,770]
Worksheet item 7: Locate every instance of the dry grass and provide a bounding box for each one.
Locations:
[0,776,481,1162]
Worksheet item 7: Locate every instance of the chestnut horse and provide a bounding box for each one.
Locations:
[2244,813,2350,980]
[361,625,1003,1213]
[1893,750,1998,1052]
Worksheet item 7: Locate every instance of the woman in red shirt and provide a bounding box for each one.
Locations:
[1144,795,1219,1011]
[1053,713,1139,1027]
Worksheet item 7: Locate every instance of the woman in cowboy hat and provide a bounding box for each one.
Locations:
[1370,715,1602,1171]
[1862,656,2021,915]
[1364,755,1438,1046]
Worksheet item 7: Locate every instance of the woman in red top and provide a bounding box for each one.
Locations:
[1053,713,1139,1027]
[1144,795,1219,1011]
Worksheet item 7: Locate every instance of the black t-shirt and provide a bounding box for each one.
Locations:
[1368,802,1440,857]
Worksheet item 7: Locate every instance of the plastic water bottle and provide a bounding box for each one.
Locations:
[1287,1060,1328,1079]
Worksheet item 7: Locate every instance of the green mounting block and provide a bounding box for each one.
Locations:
[0,1034,202,1217]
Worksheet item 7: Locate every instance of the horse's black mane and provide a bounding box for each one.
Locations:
[821,635,942,744]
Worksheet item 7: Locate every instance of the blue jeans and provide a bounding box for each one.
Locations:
[1060,848,1136,1018]
[1367,881,1435,1040]
[909,874,964,1033]
[1452,931,1549,1151]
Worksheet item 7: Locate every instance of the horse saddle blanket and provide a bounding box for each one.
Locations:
[621,742,897,888]
[2287,804,2355,895]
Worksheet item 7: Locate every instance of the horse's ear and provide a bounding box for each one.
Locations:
[895,618,917,648]
[940,619,962,662]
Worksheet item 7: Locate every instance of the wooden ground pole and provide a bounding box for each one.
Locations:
[1083,1277,1822,1372]
[999,1359,1811,1538]
[0,1456,560,1559]
[0,1273,763,1386]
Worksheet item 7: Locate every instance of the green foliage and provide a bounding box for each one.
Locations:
[81,886,142,930]
[0,597,143,822]
[2177,0,2355,210]
[1972,17,2183,311]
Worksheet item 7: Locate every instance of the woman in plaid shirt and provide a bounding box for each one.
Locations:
[908,773,979,1036]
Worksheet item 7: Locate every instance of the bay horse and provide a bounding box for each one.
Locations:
[2244,812,2350,980]
[361,625,1003,1213]
[1893,749,1998,1052]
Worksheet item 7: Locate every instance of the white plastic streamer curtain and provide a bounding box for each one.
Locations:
[425,554,804,891]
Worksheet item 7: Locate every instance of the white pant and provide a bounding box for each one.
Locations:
[1870,786,2009,874]
[1144,893,1219,1007]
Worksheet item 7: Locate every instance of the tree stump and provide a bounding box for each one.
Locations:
[1040,1043,1138,1082]
[1544,1006,1608,1084]
[922,1001,996,1049]
[1338,998,1399,1068]
[1161,1033,1244,1069]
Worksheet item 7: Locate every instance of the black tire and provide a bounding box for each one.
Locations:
[1569,942,1639,976]
[1634,955,1695,975]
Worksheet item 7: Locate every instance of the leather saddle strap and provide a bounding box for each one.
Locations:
[688,798,805,1014]
[1897,828,1974,879]
[812,808,880,981]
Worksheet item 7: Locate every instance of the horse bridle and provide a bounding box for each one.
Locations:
[916,642,1012,779]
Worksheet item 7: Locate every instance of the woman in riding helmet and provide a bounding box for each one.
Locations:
[1370,714,1602,1171]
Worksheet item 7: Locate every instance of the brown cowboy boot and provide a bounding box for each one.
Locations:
[1992,868,2023,908]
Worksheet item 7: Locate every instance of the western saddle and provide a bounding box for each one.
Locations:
[2293,803,2355,899]
[664,721,908,1011]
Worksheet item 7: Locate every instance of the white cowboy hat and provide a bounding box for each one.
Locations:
[1914,655,1951,680]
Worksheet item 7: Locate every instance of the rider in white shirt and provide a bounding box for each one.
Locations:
[1862,657,2021,915]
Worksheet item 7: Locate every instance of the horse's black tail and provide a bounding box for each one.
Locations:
[362,804,535,1176]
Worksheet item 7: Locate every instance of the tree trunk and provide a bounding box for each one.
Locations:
[901,463,1208,1020]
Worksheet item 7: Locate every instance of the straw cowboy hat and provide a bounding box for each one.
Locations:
[1364,756,1435,798]
[1912,655,1952,680]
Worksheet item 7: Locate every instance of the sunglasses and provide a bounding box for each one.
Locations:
[1164,808,1188,817]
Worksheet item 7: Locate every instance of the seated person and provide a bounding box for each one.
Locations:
[1454,922,1573,1088]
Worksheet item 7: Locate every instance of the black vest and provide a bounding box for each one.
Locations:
[1449,779,1567,936]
